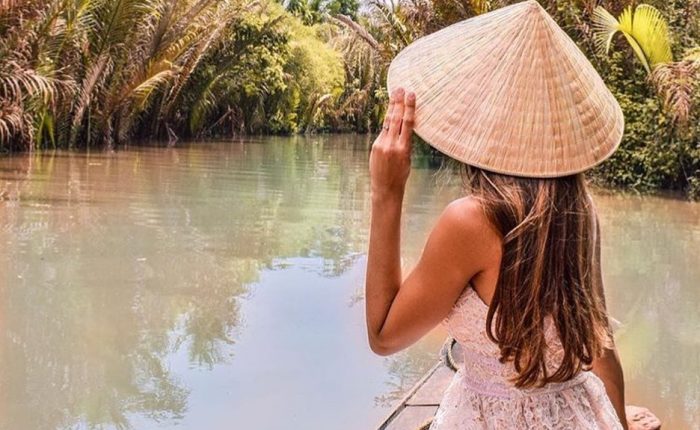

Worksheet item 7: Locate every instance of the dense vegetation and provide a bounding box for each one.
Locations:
[1,0,699,198]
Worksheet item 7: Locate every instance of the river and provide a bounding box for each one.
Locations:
[1,136,698,430]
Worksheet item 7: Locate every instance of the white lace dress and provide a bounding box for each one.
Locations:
[429,287,623,429]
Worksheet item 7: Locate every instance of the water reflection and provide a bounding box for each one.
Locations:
[0,137,698,429]
[373,338,443,408]
[596,193,700,429]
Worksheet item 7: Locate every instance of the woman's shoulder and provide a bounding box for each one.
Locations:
[441,197,501,240]
[431,197,502,267]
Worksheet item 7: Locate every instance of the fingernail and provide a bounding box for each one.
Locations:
[396,87,405,96]
[407,92,416,101]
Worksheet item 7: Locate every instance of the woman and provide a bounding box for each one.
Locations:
[365,2,633,428]
[367,88,626,429]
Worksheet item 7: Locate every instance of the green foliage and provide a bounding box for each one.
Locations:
[181,3,345,136]
[0,0,349,144]
[183,4,292,136]
[283,0,359,24]
[586,4,700,198]
[278,18,345,133]
[332,0,699,198]
[590,52,676,189]
[325,0,360,18]
[1,0,698,198]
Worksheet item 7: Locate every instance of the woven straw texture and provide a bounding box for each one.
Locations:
[386,0,624,178]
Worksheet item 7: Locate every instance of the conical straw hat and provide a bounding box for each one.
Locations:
[387,0,624,178]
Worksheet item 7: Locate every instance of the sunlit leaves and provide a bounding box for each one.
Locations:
[592,4,672,73]
[592,3,700,126]
[0,0,253,148]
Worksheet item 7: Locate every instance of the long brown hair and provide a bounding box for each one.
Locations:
[462,165,612,388]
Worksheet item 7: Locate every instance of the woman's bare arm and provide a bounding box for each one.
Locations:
[365,88,494,356]
[592,346,627,429]
[366,196,492,355]
[590,215,628,428]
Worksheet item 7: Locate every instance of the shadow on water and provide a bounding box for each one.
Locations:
[0,135,697,429]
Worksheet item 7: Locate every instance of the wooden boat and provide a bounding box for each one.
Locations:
[376,339,462,430]
[377,339,662,430]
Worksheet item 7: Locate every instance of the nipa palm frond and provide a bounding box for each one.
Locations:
[0,66,57,104]
[331,14,381,54]
[189,74,226,135]
[68,54,112,147]
[128,60,177,109]
[0,101,30,147]
[160,4,238,122]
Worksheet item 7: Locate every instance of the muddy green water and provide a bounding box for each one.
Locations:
[0,136,698,430]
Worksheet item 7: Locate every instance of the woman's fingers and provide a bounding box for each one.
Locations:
[381,92,397,137]
[389,88,405,139]
[381,87,414,150]
[400,92,416,148]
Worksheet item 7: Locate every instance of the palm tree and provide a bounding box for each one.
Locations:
[0,0,252,149]
[0,0,73,149]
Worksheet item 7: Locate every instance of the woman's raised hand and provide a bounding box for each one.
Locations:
[369,87,416,202]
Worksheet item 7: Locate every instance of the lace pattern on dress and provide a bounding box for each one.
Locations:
[429,287,623,429]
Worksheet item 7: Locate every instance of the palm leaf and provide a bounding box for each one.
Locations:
[68,54,112,147]
[153,0,243,135]
[592,6,620,56]
[592,4,672,74]
[0,66,58,104]
[0,101,29,147]
[0,0,22,15]
[650,60,700,125]
[616,6,654,73]
[128,61,176,109]
[625,5,672,67]
[189,74,224,134]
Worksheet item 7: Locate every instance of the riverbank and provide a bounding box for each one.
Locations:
[3,1,699,197]
[3,134,698,202]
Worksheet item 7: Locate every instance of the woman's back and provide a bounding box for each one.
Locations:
[431,286,623,429]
